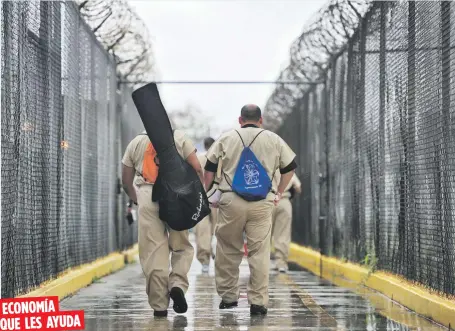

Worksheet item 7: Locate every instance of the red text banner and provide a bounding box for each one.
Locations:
[0,297,84,331]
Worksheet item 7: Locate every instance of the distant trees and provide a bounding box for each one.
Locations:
[168,104,218,144]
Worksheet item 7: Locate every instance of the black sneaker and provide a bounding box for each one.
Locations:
[170,287,188,314]
[219,301,238,309]
[250,304,267,315]
[153,310,168,318]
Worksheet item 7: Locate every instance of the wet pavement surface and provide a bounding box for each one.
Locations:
[61,239,447,331]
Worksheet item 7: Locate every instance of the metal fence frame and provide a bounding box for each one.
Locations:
[1,1,143,298]
[277,1,455,296]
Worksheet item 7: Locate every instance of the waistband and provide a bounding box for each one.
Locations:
[219,189,277,195]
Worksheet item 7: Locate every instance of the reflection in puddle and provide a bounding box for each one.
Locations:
[59,253,447,331]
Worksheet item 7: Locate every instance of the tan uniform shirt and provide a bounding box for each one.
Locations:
[273,170,301,199]
[197,152,208,172]
[206,127,296,195]
[122,130,196,187]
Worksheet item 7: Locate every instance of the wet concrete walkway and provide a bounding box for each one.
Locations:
[61,243,447,330]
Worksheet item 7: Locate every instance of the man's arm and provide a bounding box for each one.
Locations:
[293,175,302,194]
[293,183,302,194]
[186,151,204,184]
[277,170,295,196]
[204,170,215,192]
[275,135,298,205]
[122,164,137,204]
[203,137,221,192]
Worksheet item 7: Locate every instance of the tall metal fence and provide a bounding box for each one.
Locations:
[277,1,455,296]
[1,1,143,298]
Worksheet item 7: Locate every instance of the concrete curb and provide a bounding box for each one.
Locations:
[289,243,455,330]
[18,245,139,301]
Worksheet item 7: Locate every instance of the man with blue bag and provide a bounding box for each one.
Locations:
[203,104,297,316]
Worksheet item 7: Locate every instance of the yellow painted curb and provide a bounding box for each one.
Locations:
[18,253,125,300]
[17,244,140,301]
[124,244,139,264]
[289,243,455,329]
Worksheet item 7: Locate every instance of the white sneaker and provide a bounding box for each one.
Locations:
[202,264,210,273]
[278,267,287,274]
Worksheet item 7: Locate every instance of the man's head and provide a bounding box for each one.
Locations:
[239,104,262,127]
[204,137,215,151]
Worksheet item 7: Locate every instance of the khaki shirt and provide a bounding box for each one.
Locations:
[197,152,208,172]
[206,127,296,194]
[273,170,301,199]
[122,130,196,187]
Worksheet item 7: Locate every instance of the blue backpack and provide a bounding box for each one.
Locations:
[227,130,272,201]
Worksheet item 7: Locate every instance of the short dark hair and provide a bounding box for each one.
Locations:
[204,137,215,150]
[240,104,261,122]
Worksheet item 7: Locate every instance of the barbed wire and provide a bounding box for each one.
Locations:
[75,0,155,86]
[263,0,373,131]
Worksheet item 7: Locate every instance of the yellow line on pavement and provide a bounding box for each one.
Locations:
[279,274,344,330]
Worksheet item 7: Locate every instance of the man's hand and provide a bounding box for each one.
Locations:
[273,192,282,206]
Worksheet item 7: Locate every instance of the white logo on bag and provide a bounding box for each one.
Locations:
[192,192,203,221]
[242,161,260,185]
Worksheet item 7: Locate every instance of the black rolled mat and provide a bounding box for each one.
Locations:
[131,83,210,231]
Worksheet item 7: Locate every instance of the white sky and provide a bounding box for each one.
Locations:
[129,0,325,138]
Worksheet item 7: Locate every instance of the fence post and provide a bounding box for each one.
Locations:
[440,0,454,295]
[406,0,417,281]
[319,78,329,257]
[377,0,386,269]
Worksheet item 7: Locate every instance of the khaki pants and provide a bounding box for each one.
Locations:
[137,185,194,311]
[195,207,217,265]
[215,192,274,306]
[272,198,292,270]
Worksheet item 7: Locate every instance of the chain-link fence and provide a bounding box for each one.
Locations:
[276,1,455,296]
[1,1,143,298]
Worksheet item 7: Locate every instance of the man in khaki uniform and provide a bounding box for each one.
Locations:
[271,171,301,273]
[195,137,217,273]
[121,130,203,317]
[203,104,297,316]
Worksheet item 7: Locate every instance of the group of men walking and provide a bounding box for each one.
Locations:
[121,104,300,317]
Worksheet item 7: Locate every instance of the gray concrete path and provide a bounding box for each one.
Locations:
[60,239,447,330]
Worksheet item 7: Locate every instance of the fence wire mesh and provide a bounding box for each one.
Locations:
[275,1,455,296]
[1,1,142,298]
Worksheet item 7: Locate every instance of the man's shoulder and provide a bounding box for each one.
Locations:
[129,132,149,146]
[173,129,189,142]
[262,130,288,147]
[210,129,236,143]
[173,128,184,135]
[260,129,280,140]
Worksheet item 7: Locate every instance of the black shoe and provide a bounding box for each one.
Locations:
[153,310,168,317]
[219,301,238,309]
[170,287,188,314]
[250,304,267,315]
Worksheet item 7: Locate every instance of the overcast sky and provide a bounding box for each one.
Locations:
[129,0,325,138]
